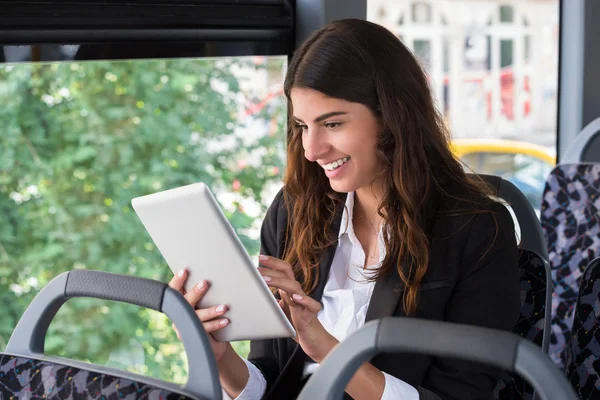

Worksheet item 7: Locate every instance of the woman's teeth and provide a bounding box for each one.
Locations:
[324,157,349,171]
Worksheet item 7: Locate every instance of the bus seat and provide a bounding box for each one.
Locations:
[540,163,600,367]
[0,270,221,400]
[474,174,551,351]
[470,174,552,399]
[564,256,600,398]
[493,249,551,400]
[473,173,549,259]
[562,117,600,163]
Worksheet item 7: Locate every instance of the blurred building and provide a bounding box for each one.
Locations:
[368,0,559,146]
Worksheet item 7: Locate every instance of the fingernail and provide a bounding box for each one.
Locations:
[220,318,229,326]
[216,305,226,313]
[292,294,303,301]
[196,281,205,291]
[177,269,185,277]
[258,255,269,261]
[262,275,272,282]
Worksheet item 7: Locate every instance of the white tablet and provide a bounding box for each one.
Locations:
[131,182,296,342]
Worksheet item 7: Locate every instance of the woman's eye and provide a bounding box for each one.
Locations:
[294,123,308,131]
[325,122,342,129]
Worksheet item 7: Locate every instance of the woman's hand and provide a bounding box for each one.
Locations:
[168,269,233,363]
[258,255,339,363]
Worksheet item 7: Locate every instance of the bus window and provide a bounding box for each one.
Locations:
[367,0,559,212]
[0,54,287,383]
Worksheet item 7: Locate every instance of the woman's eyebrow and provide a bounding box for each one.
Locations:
[293,111,349,123]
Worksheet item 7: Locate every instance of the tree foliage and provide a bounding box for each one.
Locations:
[0,56,286,383]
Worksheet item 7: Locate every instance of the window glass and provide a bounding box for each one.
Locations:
[368,0,559,212]
[500,5,515,23]
[460,151,553,213]
[414,39,432,70]
[0,55,287,383]
[500,39,514,68]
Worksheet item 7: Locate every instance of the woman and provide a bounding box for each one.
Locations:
[170,19,520,400]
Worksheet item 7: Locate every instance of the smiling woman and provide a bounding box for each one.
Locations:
[173,18,521,400]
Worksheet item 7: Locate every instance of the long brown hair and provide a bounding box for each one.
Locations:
[282,19,496,315]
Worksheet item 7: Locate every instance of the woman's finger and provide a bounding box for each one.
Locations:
[285,292,322,314]
[258,267,287,279]
[203,318,230,334]
[258,255,295,279]
[195,304,228,323]
[263,275,303,297]
[278,288,297,309]
[272,281,321,313]
[278,298,291,319]
[168,268,188,295]
[184,280,208,308]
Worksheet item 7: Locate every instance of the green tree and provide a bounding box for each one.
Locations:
[0,56,287,383]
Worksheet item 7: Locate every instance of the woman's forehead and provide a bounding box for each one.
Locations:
[290,88,357,114]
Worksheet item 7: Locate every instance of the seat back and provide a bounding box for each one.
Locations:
[474,173,549,259]
[0,270,221,400]
[298,318,578,400]
[564,257,600,398]
[474,174,552,347]
[0,354,196,400]
[467,174,551,400]
[562,117,600,163]
[540,163,600,366]
[494,249,551,400]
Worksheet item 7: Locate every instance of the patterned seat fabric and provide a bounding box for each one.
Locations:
[0,354,193,400]
[564,257,600,399]
[540,164,600,367]
[494,249,548,400]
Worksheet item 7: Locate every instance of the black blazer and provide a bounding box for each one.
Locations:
[248,188,520,400]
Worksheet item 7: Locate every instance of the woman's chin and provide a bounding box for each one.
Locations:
[328,179,355,193]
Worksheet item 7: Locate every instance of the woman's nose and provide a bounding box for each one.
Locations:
[303,131,329,162]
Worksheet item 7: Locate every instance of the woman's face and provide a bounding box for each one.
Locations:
[290,87,382,194]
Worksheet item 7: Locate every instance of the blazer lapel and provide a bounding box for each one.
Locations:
[365,192,441,323]
[365,264,406,322]
[310,241,338,303]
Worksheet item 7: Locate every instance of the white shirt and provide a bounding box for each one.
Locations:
[231,192,419,400]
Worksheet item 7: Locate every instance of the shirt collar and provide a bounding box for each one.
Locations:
[337,191,388,269]
[338,191,355,239]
